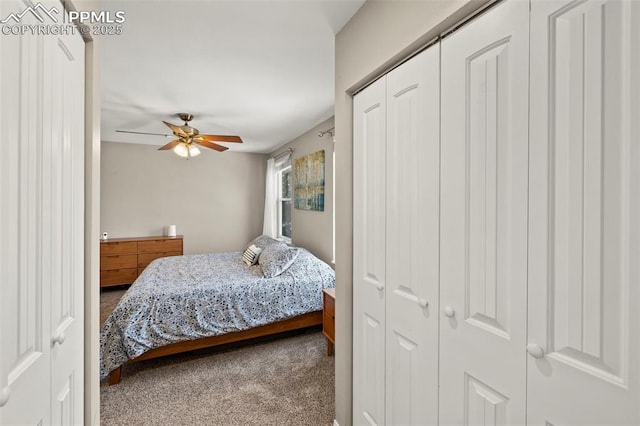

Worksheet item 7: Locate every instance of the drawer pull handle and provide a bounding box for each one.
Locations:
[418,298,428,308]
[375,283,384,291]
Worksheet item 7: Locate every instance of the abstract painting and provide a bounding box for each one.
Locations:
[294,150,325,211]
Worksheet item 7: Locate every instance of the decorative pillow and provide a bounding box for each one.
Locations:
[244,235,282,252]
[242,244,262,266]
[259,244,300,278]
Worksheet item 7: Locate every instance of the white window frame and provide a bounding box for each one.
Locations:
[276,164,292,243]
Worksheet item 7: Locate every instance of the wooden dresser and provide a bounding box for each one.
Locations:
[100,236,183,287]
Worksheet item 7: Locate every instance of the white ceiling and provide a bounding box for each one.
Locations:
[99,0,364,153]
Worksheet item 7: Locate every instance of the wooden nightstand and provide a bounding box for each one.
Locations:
[322,288,335,356]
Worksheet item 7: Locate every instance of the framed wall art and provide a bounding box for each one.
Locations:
[293,150,325,211]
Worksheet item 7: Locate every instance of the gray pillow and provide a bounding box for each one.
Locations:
[259,244,300,278]
[244,235,282,252]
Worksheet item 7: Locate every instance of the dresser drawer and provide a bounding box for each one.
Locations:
[99,236,183,287]
[323,288,336,343]
[101,254,137,270]
[323,309,335,341]
[100,268,137,286]
[138,251,182,269]
[138,238,182,253]
[101,241,137,255]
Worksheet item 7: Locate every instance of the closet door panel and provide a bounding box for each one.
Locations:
[47,23,85,425]
[0,3,51,423]
[439,1,529,424]
[385,44,440,426]
[353,77,387,426]
[528,1,640,424]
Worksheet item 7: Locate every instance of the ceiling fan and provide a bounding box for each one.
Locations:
[116,113,243,158]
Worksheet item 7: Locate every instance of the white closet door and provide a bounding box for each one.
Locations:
[385,45,440,426]
[47,17,85,424]
[528,1,640,424]
[353,77,387,426]
[0,1,85,424]
[0,1,51,423]
[439,1,529,424]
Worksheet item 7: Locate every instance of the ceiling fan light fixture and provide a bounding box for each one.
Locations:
[173,143,188,157]
[173,142,201,159]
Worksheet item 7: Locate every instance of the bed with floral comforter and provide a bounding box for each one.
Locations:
[100,244,335,380]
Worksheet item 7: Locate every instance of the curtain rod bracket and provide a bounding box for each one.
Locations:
[317,127,335,139]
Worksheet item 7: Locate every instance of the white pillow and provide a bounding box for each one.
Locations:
[242,244,262,266]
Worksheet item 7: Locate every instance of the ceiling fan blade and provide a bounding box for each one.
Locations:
[116,130,172,137]
[163,121,188,138]
[194,134,243,143]
[158,140,181,151]
[194,140,229,152]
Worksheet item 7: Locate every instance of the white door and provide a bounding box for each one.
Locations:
[527,1,640,424]
[439,1,530,424]
[353,77,387,426]
[0,1,52,423]
[47,14,85,424]
[385,45,440,426]
[0,1,85,424]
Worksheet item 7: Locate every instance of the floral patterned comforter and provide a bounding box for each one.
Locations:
[99,249,335,379]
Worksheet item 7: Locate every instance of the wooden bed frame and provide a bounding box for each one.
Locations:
[108,310,323,385]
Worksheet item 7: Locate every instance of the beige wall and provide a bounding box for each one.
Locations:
[101,142,267,254]
[270,117,335,264]
[334,1,490,424]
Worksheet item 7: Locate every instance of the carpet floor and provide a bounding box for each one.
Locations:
[99,288,335,426]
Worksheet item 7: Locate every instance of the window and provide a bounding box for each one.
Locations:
[264,152,292,241]
[277,165,292,241]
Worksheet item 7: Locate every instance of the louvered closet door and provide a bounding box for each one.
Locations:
[385,45,440,426]
[353,77,387,426]
[527,1,640,424]
[439,1,529,424]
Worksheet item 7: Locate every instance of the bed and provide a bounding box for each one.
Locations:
[100,236,335,384]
